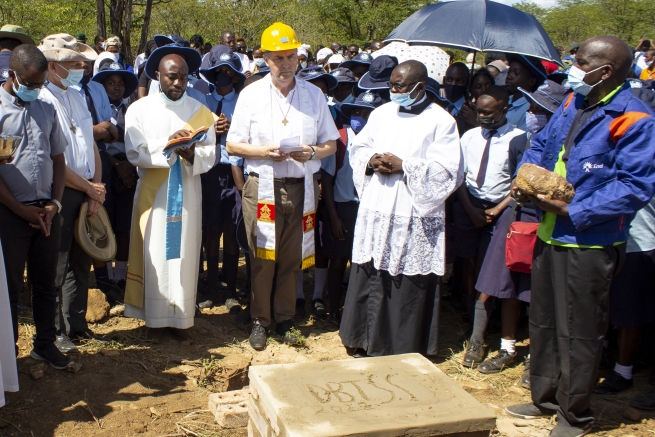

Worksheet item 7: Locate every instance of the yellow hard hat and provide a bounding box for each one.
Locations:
[261,22,301,52]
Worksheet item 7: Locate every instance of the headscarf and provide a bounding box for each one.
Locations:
[94,51,119,75]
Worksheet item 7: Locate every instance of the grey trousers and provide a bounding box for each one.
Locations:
[55,187,92,336]
[529,239,625,428]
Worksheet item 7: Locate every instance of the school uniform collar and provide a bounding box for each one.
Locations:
[481,121,512,139]
[211,88,237,102]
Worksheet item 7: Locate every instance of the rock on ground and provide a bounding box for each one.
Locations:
[86,288,110,323]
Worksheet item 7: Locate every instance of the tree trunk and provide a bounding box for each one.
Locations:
[96,0,106,39]
[138,0,153,55]
[110,0,125,36]
[123,0,133,64]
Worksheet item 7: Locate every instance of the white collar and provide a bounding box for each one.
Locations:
[47,81,67,95]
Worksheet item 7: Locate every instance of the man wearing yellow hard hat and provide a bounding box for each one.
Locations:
[227,22,338,351]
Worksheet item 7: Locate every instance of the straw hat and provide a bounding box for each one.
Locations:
[74,203,117,262]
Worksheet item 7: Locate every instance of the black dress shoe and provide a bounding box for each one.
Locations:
[478,349,517,374]
[312,299,326,318]
[351,348,368,358]
[55,335,78,354]
[594,371,633,394]
[249,321,267,351]
[295,298,306,318]
[521,356,531,389]
[275,320,299,344]
[70,329,108,343]
[462,340,486,368]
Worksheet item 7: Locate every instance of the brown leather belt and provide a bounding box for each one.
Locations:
[248,172,305,184]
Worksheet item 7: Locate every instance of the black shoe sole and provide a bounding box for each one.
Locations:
[30,349,72,370]
[505,407,554,420]
[478,363,516,374]
[250,341,266,351]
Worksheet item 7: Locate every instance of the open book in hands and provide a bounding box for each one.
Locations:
[163,126,210,157]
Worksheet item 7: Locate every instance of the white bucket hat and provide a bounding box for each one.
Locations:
[39,33,98,62]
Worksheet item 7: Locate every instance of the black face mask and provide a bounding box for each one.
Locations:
[214,72,233,88]
[444,84,467,102]
[477,113,504,130]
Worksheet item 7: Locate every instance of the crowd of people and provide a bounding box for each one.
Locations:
[0,20,653,437]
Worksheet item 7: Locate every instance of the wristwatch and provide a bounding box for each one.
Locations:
[309,146,316,160]
[49,199,62,214]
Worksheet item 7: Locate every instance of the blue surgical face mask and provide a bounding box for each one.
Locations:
[55,64,84,88]
[567,64,607,96]
[390,83,420,107]
[12,74,40,102]
[254,58,266,68]
[350,115,367,133]
[336,93,355,104]
[300,61,308,69]
[526,112,548,134]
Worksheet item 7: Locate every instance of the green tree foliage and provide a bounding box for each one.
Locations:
[513,0,655,48]
[0,0,652,59]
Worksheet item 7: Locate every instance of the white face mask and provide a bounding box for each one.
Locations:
[567,64,608,96]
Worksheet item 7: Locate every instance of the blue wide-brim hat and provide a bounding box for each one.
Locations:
[297,66,338,91]
[358,55,398,90]
[329,67,357,83]
[145,45,202,80]
[154,34,190,48]
[339,52,373,70]
[425,77,448,105]
[518,80,568,114]
[339,90,387,118]
[92,62,138,98]
[199,45,246,87]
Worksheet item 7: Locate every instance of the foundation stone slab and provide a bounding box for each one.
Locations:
[248,353,496,437]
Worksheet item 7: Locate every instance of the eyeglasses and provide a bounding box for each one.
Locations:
[14,72,46,90]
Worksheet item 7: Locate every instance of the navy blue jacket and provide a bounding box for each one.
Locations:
[518,84,655,246]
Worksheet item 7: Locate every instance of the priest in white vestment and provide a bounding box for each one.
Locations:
[124,53,217,339]
[340,60,463,357]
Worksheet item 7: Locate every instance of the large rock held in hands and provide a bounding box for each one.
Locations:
[516,163,575,203]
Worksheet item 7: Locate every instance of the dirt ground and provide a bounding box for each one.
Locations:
[1,265,655,437]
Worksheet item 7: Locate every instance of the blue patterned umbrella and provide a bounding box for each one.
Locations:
[385,0,561,63]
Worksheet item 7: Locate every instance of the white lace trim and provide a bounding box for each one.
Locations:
[351,207,446,276]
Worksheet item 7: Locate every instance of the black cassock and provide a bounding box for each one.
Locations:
[339,261,440,357]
